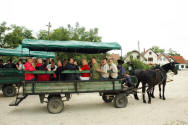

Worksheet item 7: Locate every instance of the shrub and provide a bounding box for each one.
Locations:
[123,59,150,70]
[186,64,188,68]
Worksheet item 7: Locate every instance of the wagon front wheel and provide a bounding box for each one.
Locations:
[114,93,128,108]
[47,97,64,114]
[2,85,16,97]
[102,95,114,103]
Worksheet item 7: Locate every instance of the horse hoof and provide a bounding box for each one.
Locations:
[159,96,162,99]
[143,100,146,103]
[151,96,155,98]
[163,97,166,100]
[148,101,151,104]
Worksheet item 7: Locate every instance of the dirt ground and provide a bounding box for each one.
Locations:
[0,70,188,125]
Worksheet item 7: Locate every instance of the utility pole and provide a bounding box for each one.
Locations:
[46,22,51,40]
[138,40,140,53]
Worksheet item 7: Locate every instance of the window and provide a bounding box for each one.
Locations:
[181,65,184,68]
[149,52,152,55]
[148,58,153,62]
[137,56,140,59]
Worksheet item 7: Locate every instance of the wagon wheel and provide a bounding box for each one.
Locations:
[47,97,64,114]
[114,93,128,108]
[2,85,16,97]
[102,95,114,103]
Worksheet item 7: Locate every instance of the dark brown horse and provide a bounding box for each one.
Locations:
[132,62,178,103]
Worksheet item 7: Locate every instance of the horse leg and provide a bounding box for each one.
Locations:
[162,82,166,100]
[159,84,162,99]
[147,86,152,104]
[151,86,155,98]
[134,80,140,100]
[142,82,146,103]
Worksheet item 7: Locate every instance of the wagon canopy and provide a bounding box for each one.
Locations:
[21,39,121,54]
[0,45,56,58]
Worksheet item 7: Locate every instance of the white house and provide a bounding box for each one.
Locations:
[125,50,146,62]
[168,56,187,70]
[143,49,158,65]
[157,54,170,65]
[143,49,170,65]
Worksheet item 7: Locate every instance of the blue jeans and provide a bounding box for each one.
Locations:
[100,77,109,80]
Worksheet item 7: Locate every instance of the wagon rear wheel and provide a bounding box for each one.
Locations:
[2,85,16,97]
[47,97,64,114]
[114,93,128,108]
[102,95,114,103]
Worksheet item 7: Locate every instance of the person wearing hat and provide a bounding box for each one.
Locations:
[117,60,134,88]
[4,59,16,68]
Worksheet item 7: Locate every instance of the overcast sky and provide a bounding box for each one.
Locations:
[1,0,188,59]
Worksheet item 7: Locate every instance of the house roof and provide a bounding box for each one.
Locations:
[125,50,146,60]
[168,56,186,64]
[186,60,188,64]
[157,54,170,62]
[144,48,158,56]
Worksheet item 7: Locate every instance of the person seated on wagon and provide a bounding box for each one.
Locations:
[16,59,25,70]
[4,59,16,69]
[117,60,133,87]
[64,57,77,80]
[0,59,4,68]
[79,59,90,80]
[55,60,65,81]
[47,59,57,81]
[36,58,50,81]
[100,58,109,80]
[90,57,103,80]
[24,58,36,81]
[109,59,118,79]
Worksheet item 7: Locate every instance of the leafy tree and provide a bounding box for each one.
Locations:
[4,25,35,48]
[46,23,103,62]
[168,48,180,56]
[151,46,165,53]
[50,27,71,41]
[37,30,49,40]
[0,22,10,48]
[67,23,101,42]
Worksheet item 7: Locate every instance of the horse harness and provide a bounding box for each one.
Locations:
[154,69,165,85]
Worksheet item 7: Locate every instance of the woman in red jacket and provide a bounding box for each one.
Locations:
[36,58,50,81]
[24,58,36,81]
[79,59,90,80]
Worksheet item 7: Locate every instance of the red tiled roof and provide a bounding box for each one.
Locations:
[168,56,186,64]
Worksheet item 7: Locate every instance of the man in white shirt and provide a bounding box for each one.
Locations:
[47,59,57,71]
[109,59,118,79]
[100,58,109,79]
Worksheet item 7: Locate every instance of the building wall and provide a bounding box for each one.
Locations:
[157,55,169,65]
[125,52,145,62]
[176,64,186,70]
[144,49,158,65]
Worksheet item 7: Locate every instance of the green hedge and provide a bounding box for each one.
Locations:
[186,64,188,68]
[123,59,151,71]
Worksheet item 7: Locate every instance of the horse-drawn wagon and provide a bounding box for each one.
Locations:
[9,39,138,114]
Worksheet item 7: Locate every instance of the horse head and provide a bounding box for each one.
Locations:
[161,62,178,75]
[169,62,178,75]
